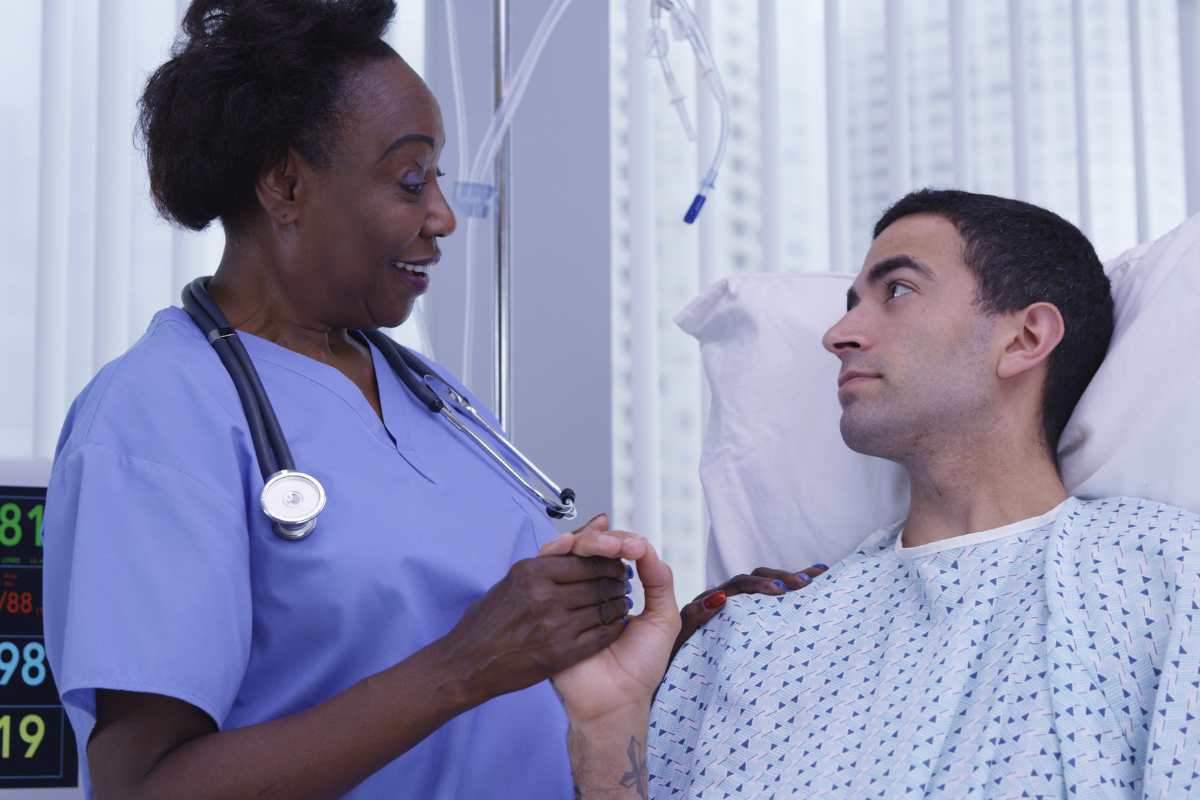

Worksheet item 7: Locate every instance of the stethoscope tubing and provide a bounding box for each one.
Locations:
[183,281,284,477]
[364,329,576,519]
[180,277,576,534]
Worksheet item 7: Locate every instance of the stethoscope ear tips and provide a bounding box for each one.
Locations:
[261,470,327,541]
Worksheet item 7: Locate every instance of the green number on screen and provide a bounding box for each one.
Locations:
[19,714,43,758]
[0,504,20,547]
[0,715,45,759]
[26,504,43,548]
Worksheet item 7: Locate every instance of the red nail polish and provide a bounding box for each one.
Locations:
[702,591,727,611]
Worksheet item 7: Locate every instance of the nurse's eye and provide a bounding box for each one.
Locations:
[399,180,427,197]
[886,281,914,300]
[400,166,438,196]
[399,168,445,197]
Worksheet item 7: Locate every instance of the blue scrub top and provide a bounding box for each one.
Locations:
[42,307,574,798]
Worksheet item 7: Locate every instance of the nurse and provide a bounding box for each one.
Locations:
[41,0,632,797]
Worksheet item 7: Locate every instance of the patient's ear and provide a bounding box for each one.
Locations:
[997,302,1065,380]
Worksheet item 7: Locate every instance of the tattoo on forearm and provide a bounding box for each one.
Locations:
[618,736,648,800]
[568,726,649,799]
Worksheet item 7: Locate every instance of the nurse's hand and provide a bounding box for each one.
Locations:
[437,516,634,704]
[546,531,680,725]
[673,564,828,660]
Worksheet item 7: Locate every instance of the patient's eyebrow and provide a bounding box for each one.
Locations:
[847,255,936,310]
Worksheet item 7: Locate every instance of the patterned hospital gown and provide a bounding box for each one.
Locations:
[648,497,1200,799]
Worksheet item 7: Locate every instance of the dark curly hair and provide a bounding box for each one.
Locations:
[138,0,398,231]
[874,189,1114,456]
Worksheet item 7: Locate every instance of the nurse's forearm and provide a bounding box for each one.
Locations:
[92,637,483,800]
[568,710,653,800]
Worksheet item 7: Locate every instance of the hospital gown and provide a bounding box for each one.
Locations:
[648,497,1200,798]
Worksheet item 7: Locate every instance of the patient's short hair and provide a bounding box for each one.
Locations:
[874,189,1114,455]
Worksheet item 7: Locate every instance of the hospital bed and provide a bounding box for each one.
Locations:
[679,213,1200,585]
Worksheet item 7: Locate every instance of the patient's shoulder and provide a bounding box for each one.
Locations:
[1056,496,1199,591]
[1065,496,1199,545]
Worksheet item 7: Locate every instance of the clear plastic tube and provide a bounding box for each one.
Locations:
[445,0,477,380]
[648,24,696,140]
[445,0,470,183]
[650,0,729,223]
[468,0,573,183]
[459,0,575,383]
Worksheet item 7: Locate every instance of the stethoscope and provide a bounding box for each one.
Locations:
[181,277,577,540]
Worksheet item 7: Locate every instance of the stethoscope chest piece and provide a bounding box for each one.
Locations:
[261,470,327,541]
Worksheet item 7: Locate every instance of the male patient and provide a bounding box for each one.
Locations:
[546,190,1200,798]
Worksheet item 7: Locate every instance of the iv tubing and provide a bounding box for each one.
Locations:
[459,0,575,383]
[651,0,728,223]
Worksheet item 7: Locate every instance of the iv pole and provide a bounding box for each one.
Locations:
[494,0,513,433]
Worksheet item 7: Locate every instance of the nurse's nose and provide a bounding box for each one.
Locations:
[424,178,457,239]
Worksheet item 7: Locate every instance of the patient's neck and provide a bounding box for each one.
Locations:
[899,431,1068,549]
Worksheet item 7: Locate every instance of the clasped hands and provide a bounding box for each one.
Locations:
[537,516,680,726]
[537,516,830,725]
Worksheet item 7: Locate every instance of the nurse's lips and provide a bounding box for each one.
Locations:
[393,254,439,293]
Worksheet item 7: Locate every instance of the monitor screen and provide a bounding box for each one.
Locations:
[0,485,78,788]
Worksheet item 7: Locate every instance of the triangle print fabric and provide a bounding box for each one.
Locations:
[648,497,1200,799]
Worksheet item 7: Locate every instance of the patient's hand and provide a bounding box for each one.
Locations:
[539,526,680,726]
[673,564,828,660]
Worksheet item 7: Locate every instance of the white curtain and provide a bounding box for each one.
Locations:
[611,0,1198,601]
[0,0,427,461]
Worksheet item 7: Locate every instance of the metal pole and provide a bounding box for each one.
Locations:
[696,0,717,292]
[494,0,513,431]
[1127,0,1150,242]
[1181,0,1200,217]
[1009,0,1029,200]
[824,0,847,273]
[694,0,714,584]
[885,0,911,201]
[759,0,781,273]
[1070,0,1092,237]
[949,0,971,190]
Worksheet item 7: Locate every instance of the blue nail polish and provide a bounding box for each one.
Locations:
[621,617,629,626]
[625,596,634,610]
[773,579,787,591]
[813,563,829,570]
[795,572,811,582]
[625,564,633,579]
[624,580,633,594]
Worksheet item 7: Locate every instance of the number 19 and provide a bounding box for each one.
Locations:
[0,714,44,759]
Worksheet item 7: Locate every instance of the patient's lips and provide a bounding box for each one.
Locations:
[838,369,882,390]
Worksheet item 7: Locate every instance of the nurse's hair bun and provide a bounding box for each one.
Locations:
[138,0,398,231]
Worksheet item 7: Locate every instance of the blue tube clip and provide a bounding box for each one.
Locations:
[684,193,707,224]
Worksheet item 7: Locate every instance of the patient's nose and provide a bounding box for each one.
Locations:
[822,314,869,356]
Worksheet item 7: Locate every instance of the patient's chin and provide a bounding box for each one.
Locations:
[840,412,903,461]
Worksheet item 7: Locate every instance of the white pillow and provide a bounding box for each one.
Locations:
[1058,214,1200,510]
[678,213,1200,584]
[675,274,908,585]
